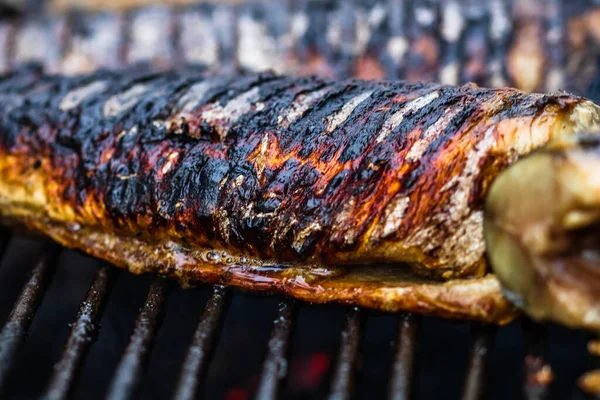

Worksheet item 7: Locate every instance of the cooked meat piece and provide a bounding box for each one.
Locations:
[485,133,600,331]
[0,68,598,323]
[1,1,599,96]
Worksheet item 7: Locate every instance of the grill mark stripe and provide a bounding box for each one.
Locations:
[375,89,441,143]
[324,90,374,134]
[277,85,332,128]
[288,88,402,251]
[333,86,476,248]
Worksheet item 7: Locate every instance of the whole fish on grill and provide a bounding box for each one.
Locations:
[1,0,599,98]
[485,133,600,331]
[1,67,599,324]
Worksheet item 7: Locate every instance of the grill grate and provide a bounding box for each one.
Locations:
[172,284,229,400]
[328,308,365,400]
[0,243,60,396]
[0,0,598,97]
[256,299,296,400]
[43,263,118,400]
[388,314,419,400]
[461,325,495,400]
[106,277,170,400]
[0,235,594,399]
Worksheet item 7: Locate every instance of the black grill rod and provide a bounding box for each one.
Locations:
[522,320,552,400]
[171,285,230,400]
[388,314,420,400]
[105,276,170,400]
[0,243,61,395]
[255,299,297,400]
[41,263,119,400]
[0,230,10,260]
[461,324,496,400]
[328,307,365,400]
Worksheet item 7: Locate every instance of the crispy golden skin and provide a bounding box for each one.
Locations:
[0,68,599,323]
[485,133,600,331]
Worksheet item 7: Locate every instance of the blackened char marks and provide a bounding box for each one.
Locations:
[204,71,279,105]
[287,82,365,154]
[492,91,561,121]
[326,84,464,250]
[0,68,586,272]
[397,87,497,207]
[303,89,398,250]
[225,76,320,143]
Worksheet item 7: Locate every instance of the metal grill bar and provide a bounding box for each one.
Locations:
[328,307,364,400]
[0,244,60,395]
[0,230,9,260]
[461,324,495,400]
[255,299,296,400]
[106,276,170,400]
[523,320,551,400]
[171,285,229,400]
[42,264,119,400]
[389,314,420,400]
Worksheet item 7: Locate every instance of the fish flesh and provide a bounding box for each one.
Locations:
[485,132,600,331]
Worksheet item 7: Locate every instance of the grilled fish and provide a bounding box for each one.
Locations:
[485,133,600,331]
[1,68,599,323]
[1,0,598,98]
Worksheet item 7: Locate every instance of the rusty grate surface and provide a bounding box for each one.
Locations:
[0,234,597,400]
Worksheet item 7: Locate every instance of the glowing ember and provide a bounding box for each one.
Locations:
[294,352,331,390]
[224,387,249,400]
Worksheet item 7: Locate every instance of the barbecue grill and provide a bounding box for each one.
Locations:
[0,234,596,399]
[1,0,600,399]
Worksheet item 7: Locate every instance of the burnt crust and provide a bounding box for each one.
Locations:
[0,68,595,322]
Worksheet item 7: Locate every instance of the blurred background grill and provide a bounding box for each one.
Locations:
[0,0,599,399]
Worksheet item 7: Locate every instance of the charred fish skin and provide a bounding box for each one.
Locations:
[0,68,597,283]
[2,0,600,96]
[485,132,600,332]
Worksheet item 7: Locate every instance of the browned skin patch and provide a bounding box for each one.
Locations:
[0,68,597,322]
